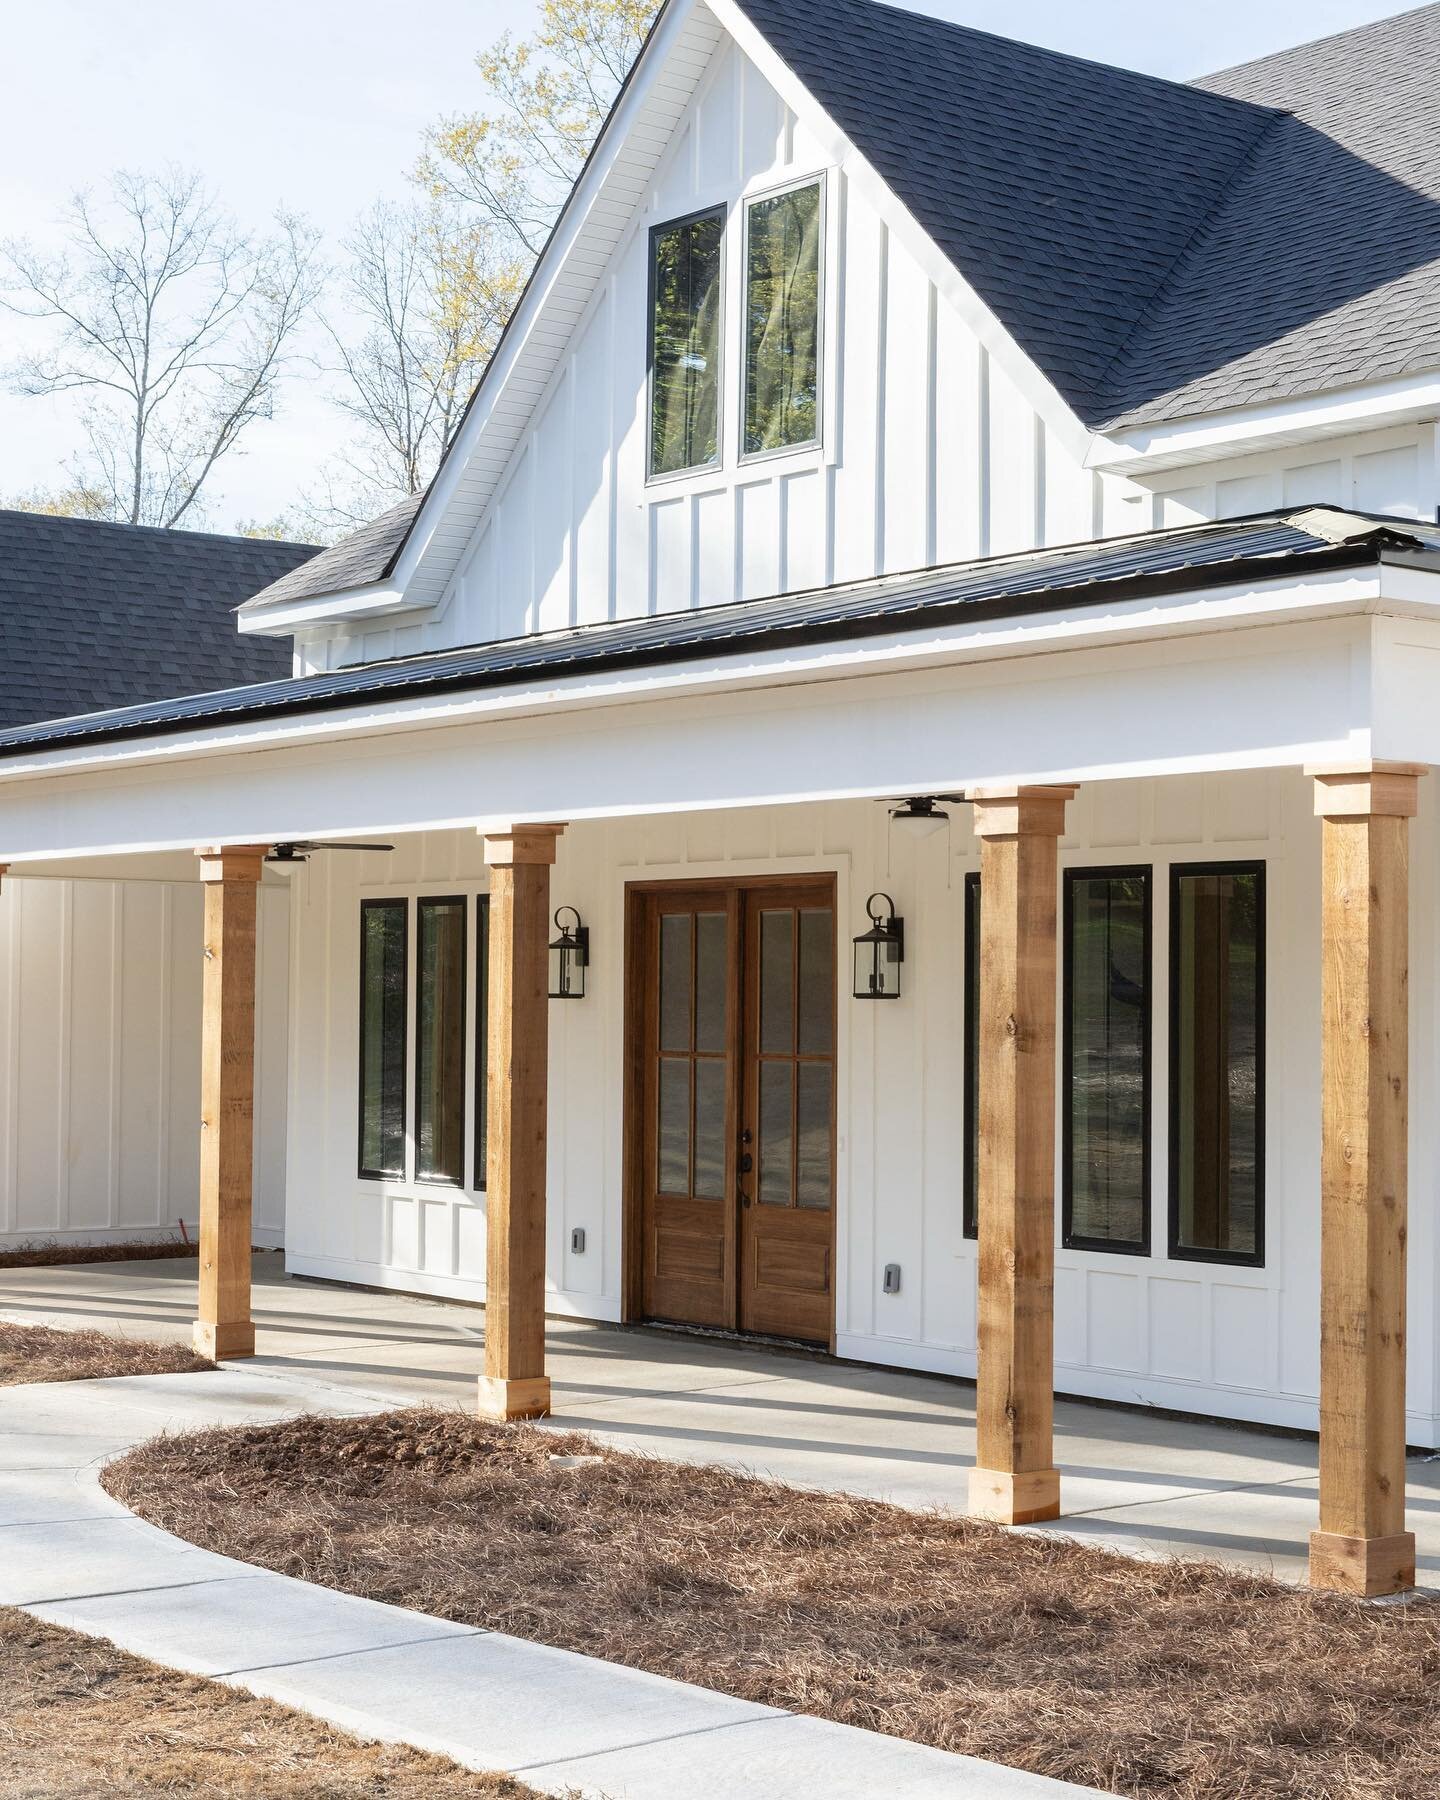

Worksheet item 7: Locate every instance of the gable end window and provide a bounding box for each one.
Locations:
[649,207,724,478]
[358,899,407,1180]
[1168,862,1265,1265]
[1062,867,1152,1255]
[743,179,822,458]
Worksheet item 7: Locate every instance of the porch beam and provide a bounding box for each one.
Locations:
[477,822,565,1421]
[193,844,269,1360]
[1308,761,1425,1595]
[966,784,1076,1525]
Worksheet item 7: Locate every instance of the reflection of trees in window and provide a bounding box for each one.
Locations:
[649,210,723,476]
[1172,866,1264,1262]
[744,183,821,456]
[1064,871,1150,1251]
[416,897,467,1185]
[359,900,407,1178]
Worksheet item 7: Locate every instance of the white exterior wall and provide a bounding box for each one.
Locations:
[0,878,291,1248]
[1130,423,1440,532]
[282,769,1440,1445]
[308,36,1099,674]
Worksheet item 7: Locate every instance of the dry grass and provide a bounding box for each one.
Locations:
[0,1320,213,1386]
[106,1407,1440,1799]
[0,1606,534,1797]
[0,1236,194,1269]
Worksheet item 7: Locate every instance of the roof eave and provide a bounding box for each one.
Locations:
[1089,368,1440,475]
[236,581,418,636]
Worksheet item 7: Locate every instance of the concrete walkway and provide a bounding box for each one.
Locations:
[0,1364,1094,1798]
[6,1250,1440,1587]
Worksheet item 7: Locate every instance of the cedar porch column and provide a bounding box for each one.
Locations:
[1308,762,1425,1596]
[477,823,565,1421]
[193,844,269,1360]
[966,784,1076,1525]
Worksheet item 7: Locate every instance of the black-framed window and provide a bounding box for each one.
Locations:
[1169,862,1265,1266]
[649,207,724,477]
[415,896,467,1186]
[358,899,407,1179]
[962,871,980,1240]
[743,179,822,457]
[1063,867,1152,1254]
[474,894,491,1192]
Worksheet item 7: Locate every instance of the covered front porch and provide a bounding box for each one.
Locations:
[4,1249,1440,1591]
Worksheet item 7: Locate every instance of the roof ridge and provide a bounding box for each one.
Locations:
[1195,1,1440,89]
[0,508,320,552]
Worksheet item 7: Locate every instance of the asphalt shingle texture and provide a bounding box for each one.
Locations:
[0,511,318,731]
[239,492,422,613]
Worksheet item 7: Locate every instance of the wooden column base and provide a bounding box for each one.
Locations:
[477,1375,552,1422]
[193,1320,255,1361]
[1309,1529,1416,1597]
[969,1465,1061,1525]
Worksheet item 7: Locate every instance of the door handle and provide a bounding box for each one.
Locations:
[738,1152,753,1174]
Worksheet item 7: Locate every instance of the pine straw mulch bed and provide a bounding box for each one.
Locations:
[0,1237,194,1268]
[0,1320,213,1386]
[105,1407,1440,1800]
[0,1606,534,1797]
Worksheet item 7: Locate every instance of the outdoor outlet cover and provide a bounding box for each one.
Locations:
[571,1227,586,1254]
[883,1262,901,1295]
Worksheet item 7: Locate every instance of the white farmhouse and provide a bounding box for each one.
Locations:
[4,0,1440,1597]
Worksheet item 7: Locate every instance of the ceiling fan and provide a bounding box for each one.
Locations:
[883,795,965,837]
[266,841,395,864]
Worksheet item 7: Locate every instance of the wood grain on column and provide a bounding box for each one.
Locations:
[478,823,564,1421]
[966,785,1075,1525]
[1308,762,1424,1596]
[193,844,269,1360]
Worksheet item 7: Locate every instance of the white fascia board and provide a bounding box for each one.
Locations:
[707,0,1093,466]
[0,562,1390,798]
[236,583,410,635]
[1090,371,1440,475]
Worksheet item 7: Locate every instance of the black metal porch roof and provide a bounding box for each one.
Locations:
[0,507,1428,763]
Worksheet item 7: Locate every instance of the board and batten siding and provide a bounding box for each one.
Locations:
[0,878,290,1248]
[282,771,1440,1444]
[311,34,1098,673]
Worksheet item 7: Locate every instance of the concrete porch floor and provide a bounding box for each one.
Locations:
[4,1249,1439,1590]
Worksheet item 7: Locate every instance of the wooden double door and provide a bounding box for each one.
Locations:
[631,878,837,1345]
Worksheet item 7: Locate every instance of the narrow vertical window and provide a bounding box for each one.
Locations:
[743,180,822,456]
[474,894,490,1192]
[962,872,980,1240]
[358,900,407,1179]
[1170,863,1265,1264]
[416,896,467,1185]
[649,208,724,477]
[1063,869,1151,1253]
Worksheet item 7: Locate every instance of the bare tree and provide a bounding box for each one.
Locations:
[302,199,520,534]
[0,167,321,529]
[418,0,658,260]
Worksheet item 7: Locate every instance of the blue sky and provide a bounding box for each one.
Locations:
[0,0,1408,529]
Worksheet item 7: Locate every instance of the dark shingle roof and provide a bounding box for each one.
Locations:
[0,511,319,731]
[0,506,1428,761]
[732,0,1280,424]
[238,492,423,614]
[1101,5,1440,427]
[736,0,1440,431]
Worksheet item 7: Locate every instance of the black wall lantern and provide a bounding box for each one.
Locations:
[853,892,904,1000]
[549,906,589,999]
